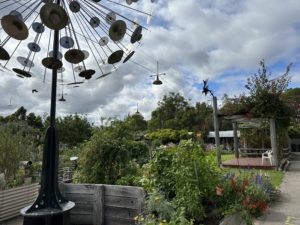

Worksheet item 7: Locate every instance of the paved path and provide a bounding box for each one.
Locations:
[255,154,300,225]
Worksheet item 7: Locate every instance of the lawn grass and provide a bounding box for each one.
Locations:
[220,154,284,187]
[222,167,284,187]
[221,154,235,162]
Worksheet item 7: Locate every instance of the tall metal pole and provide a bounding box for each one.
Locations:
[21,0,74,224]
[213,96,221,167]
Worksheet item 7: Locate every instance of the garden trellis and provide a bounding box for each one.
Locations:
[0,0,154,224]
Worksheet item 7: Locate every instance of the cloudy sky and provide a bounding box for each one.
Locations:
[0,0,300,125]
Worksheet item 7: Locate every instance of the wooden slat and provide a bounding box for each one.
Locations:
[104,206,138,220]
[70,214,93,225]
[104,216,136,225]
[104,185,145,199]
[63,184,98,194]
[104,195,140,209]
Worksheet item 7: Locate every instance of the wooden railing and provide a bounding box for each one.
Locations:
[239,148,271,157]
[0,183,39,222]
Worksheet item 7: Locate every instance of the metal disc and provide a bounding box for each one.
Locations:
[17,56,34,67]
[42,57,63,69]
[67,81,84,85]
[126,0,132,5]
[123,51,135,63]
[74,65,85,73]
[109,20,127,42]
[16,74,25,78]
[0,46,10,60]
[9,10,23,21]
[40,3,69,30]
[90,17,100,28]
[96,71,112,80]
[1,15,29,40]
[131,25,142,43]
[99,37,109,46]
[60,36,74,49]
[105,12,116,25]
[79,69,95,78]
[13,68,32,77]
[108,50,124,64]
[28,42,41,52]
[58,67,65,73]
[65,49,85,64]
[32,22,45,33]
[153,78,162,85]
[48,50,63,59]
[82,50,89,60]
[69,1,80,13]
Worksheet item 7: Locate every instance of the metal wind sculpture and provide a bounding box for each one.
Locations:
[150,61,166,85]
[0,0,154,224]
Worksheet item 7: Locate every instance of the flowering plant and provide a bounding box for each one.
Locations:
[215,171,274,224]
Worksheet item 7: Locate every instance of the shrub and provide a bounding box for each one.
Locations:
[147,140,221,221]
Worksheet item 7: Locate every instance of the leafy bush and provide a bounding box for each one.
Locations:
[134,191,193,225]
[147,140,221,221]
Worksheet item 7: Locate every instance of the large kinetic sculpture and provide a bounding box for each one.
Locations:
[0,0,154,224]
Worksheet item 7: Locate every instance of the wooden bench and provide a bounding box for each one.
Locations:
[60,184,145,225]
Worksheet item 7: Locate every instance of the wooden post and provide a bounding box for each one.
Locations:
[270,118,278,167]
[233,122,239,158]
[213,96,221,166]
[93,185,104,225]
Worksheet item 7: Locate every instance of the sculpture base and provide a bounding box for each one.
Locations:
[21,201,75,225]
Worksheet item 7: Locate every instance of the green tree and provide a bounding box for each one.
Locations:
[244,60,292,122]
[75,119,149,184]
[56,114,92,147]
[0,123,32,180]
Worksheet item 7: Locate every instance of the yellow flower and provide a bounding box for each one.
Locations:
[159,223,163,225]
[163,220,166,222]
[141,217,145,221]
[134,216,139,221]
[155,196,160,200]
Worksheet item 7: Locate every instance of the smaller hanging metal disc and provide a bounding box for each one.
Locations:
[69,1,80,13]
[90,17,100,28]
[92,0,101,2]
[65,49,85,64]
[17,56,34,67]
[123,51,135,63]
[40,3,69,30]
[105,12,116,25]
[126,0,132,5]
[131,25,142,43]
[1,15,29,40]
[13,68,32,77]
[58,67,65,73]
[82,50,89,60]
[67,81,84,85]
[32,22,45,33]
[79,69,95,78]
[28,42,41,52]
[109,20,127,42]
[48,50,63,59]
[74,65,85,73]
[60,36,74,49]
[42,57,63,69]
[96,71,112,80]
[9,10,23,21]
[0,46,10,60]
[99,37,109,46]
[108,50,124,64]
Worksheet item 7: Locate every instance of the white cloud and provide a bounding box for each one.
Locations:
[0,0,300,123]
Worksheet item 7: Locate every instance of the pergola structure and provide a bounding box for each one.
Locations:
[223,114,279,168]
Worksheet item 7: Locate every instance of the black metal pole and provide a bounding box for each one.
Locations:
[21,0,75,224]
